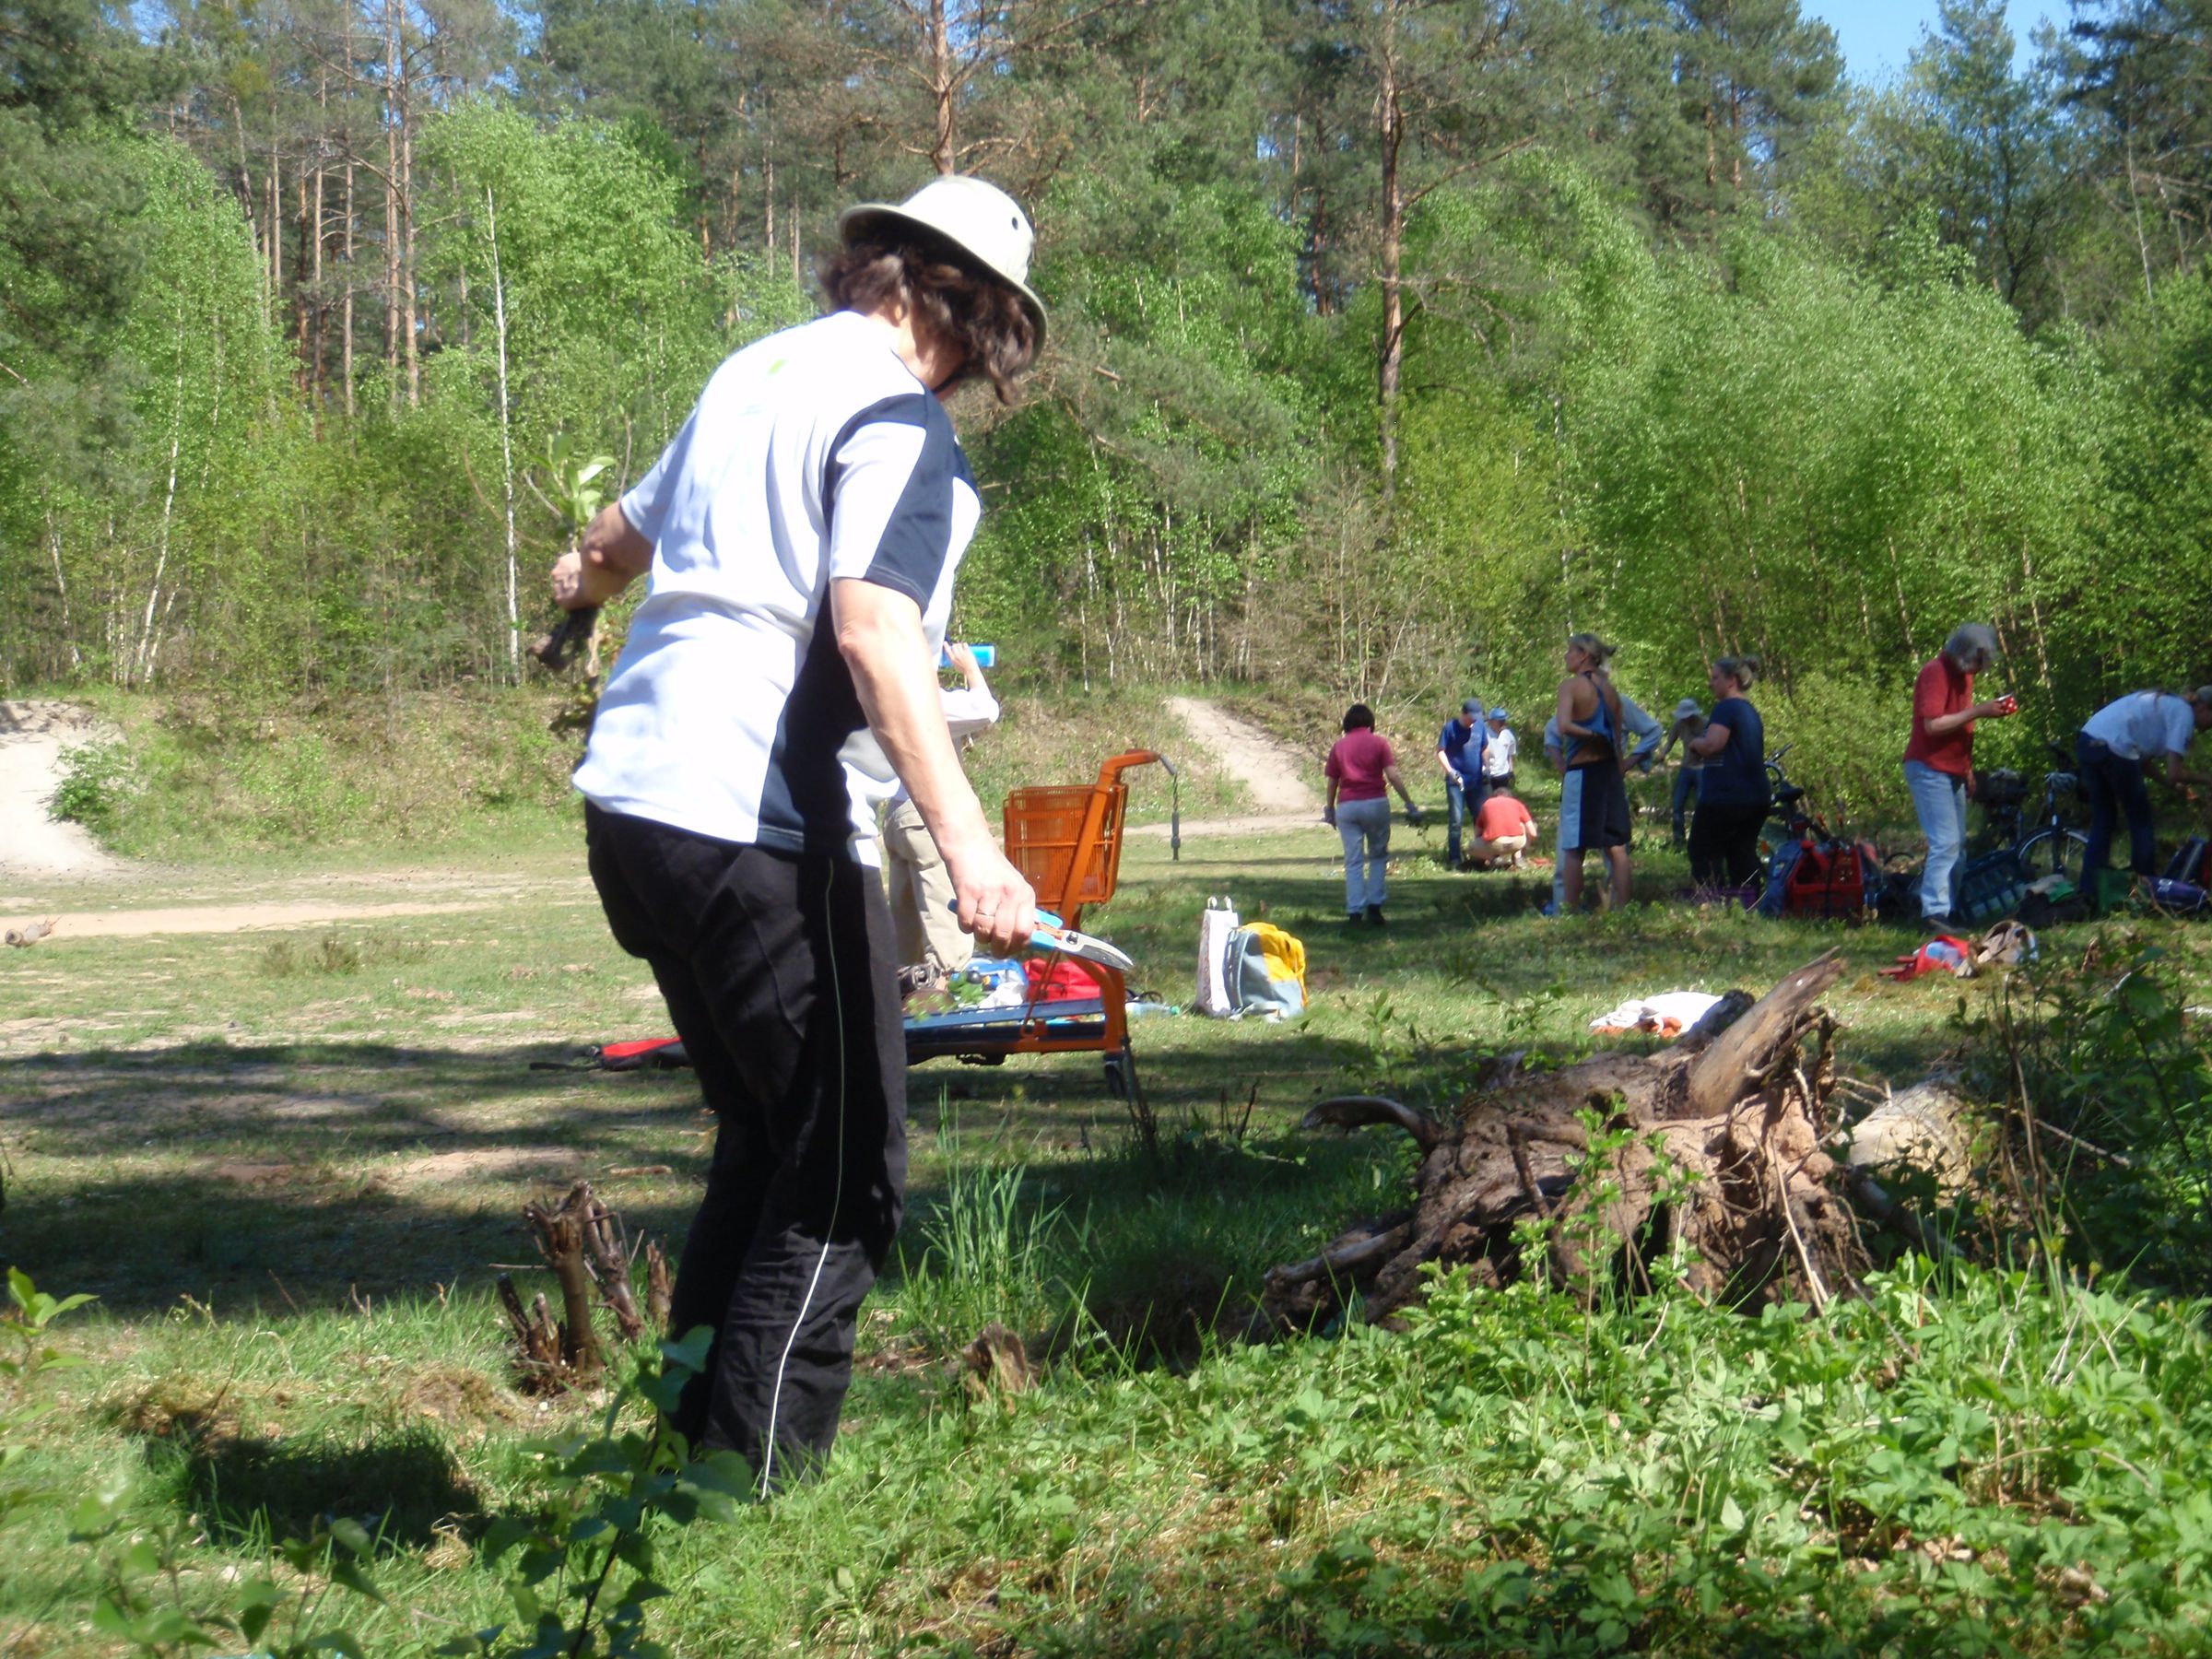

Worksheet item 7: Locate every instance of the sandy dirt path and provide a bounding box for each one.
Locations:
[0,702,121,879]
[0,897,521,942]
[1134,697,1323,840]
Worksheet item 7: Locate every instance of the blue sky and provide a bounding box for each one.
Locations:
[1803,1,2062,83]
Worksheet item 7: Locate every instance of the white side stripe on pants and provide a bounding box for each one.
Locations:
[758,862,848,1498]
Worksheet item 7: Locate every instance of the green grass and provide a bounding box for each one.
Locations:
[5,818,2212,1655]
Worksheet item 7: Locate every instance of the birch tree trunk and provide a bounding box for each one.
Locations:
[343,157,357,418]
[45,511,81,673]
[485,185,521,681]
[135,309,188,689]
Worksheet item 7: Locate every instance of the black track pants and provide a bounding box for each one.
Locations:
[585,804,906,1492]
[1688,800,1768,888]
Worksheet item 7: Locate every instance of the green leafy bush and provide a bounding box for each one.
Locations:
[1974,937,2212,1290]
[48,740,138,841]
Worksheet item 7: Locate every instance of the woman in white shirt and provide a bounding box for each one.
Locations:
[2076,688,2212,882]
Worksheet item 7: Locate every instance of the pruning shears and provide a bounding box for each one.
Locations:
[950,903,1135,973]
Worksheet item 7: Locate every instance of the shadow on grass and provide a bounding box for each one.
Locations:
[0,1038,713,1315]
[147,1425,480,1549]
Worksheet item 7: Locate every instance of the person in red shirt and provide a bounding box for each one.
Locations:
[1902,623,2016,924]
[1467,788,1540,868]
[1324,703,1424,924]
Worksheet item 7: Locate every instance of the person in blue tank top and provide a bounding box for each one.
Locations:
[1552,632,1636,911]
[1683,654,1771,887]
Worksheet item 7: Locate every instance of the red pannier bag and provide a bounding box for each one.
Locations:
[1783,838,1877,920]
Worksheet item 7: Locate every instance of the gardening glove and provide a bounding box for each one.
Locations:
[1323,806,1336,829]
[1404,804,1427,829]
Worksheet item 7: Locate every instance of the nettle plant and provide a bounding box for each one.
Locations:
[439,1326,751,1659]
[1969,935,2212,1289]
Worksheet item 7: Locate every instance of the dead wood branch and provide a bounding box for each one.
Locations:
[1265,955,1863,1332]
[1302,1095,1445,1151]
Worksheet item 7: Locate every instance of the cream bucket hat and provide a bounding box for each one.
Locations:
[839,176,1047,346]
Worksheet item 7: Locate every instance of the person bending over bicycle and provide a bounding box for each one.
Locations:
[2075,688,2212,886]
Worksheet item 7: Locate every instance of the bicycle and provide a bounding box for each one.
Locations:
[1759,743,1801,856]
[1977,743,2088,885]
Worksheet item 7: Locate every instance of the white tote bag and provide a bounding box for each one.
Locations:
[1196,896,1239,1018]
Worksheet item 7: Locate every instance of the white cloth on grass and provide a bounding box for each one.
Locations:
[1589,992,1724,1036]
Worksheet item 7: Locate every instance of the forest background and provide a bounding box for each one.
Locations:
[6,0,2212,826]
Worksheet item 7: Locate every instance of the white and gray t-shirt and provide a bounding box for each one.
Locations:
[2080,691,2197,762]
[574,311,982,865]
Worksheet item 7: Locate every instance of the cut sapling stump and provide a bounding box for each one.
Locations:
[1265,953,1864,1329]
[499,1181,670,1392]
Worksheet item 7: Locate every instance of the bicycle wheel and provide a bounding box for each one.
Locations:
[2017,828,2088,886]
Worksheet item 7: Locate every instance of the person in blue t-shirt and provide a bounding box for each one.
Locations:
[1683,654,1771,887]
[1436,699,1489,867]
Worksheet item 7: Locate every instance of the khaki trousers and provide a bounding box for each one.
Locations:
[1470,831,1528,865]
[881,797,971,973]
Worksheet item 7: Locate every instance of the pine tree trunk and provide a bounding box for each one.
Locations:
[930,0,957,174]
[383,0,402,401]
[1376,2,1406,508]
[400,59,419,407]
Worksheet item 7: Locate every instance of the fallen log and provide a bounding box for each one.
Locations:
[1265,953,1861,1327]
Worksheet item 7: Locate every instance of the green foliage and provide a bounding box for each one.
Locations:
[440,1327,753,1659]
[1760,671,1916,833]
[900,1144,1070,1349]
[48,736,138,839]
[73,1496,387,1659]
[1975,938,2212,1289]
[535,435,618,547]
[2,1272,98,1596]
[1563,225,2102,722]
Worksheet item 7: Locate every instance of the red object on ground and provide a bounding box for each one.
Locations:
[1024,958,1102,1001]
[1879,937,1975,982]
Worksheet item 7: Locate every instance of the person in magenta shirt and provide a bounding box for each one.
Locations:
[1324,703,1424,924]
[1902,623,2016,924]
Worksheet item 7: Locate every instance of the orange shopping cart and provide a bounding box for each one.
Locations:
[904,749,1177,1100]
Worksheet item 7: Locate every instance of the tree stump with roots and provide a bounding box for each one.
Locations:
[1264,952,1865,1329]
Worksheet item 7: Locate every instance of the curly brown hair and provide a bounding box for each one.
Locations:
[818,236,1040,404]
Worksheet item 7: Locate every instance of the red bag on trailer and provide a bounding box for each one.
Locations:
[1024,958,1103,1002]
[1782,838,1879,919]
